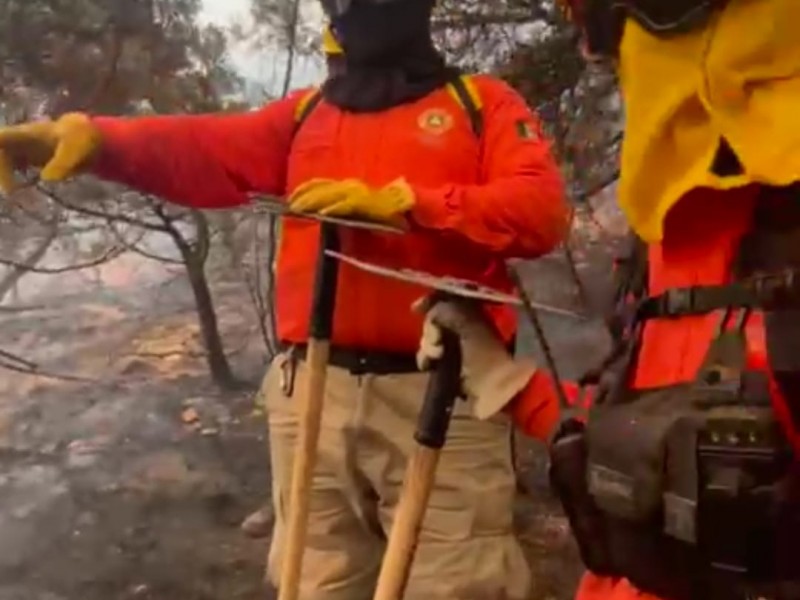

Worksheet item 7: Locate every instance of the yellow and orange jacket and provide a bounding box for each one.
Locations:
[89,76,568,353]
[506,1,800,597]
[619,0,800,243]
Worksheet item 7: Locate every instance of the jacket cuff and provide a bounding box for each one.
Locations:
[507,370,562,442]
[409,184,460,230]
[88,117,124,177]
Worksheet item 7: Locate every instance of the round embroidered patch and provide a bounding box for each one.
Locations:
[418,108,454,135]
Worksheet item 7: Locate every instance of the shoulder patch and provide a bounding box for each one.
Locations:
[418,108,455,135]
[515,119,540,141]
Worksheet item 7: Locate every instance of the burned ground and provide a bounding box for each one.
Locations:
[0,197,625,600]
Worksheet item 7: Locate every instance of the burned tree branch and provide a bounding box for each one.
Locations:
[0,225,59,302]
[0,304,48,314]
[106,221,184,265]
[0,348,37,369]
[39,185,171,233]
[0,244,125,274]
[0,348,94,382]
[280,0,302,97]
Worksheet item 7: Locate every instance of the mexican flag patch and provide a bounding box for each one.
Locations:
[516,119,538,140]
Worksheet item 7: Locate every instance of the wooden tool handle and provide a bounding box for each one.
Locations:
[277,338,331,600]
[276,224,340,600]
[373,446,441,600]
[373,325,463,600]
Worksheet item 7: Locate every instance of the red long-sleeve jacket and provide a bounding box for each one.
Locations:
[90,77,568,353]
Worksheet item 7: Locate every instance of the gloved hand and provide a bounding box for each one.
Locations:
[0,112,101,195]
[414,297,538,420]
[288,178,414,226]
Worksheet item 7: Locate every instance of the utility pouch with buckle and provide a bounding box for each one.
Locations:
[548,189,800,599]
[558,307,798,599]
[549,421,616,575]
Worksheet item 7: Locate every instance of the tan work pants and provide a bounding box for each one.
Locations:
[261,351,530,600]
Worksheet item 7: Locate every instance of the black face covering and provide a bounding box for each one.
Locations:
[322,0,458,112]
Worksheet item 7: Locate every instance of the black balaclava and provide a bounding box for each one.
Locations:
[322,0,458,112]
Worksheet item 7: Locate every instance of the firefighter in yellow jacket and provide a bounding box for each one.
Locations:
[417,2,800,599]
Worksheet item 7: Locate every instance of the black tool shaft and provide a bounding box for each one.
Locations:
[309,224,340,340]
[415,313,463,449]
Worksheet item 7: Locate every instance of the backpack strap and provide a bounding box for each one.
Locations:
[445,74,484,139]
[613,233,649,308]
[293,76,484,139]
[607,232,649,340]
[293,88,323,135]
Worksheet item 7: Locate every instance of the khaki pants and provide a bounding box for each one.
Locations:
[261,352,530,600]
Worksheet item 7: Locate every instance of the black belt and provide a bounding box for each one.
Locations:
[285,344,419,375]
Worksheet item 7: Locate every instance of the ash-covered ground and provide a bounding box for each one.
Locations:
[0,196,625,600]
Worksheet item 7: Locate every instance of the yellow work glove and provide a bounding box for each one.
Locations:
[288,178,415,226]
[0,112,102,195]
[414,298,538,420]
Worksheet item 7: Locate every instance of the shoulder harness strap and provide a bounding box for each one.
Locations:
[579,231,649,387]
[293,88,323,135]
[445,74,484,139]
[602,231,649,342]
[614,232,649,305]
[293,76,484,139]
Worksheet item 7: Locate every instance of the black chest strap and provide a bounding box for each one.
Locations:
[637,271,800,322]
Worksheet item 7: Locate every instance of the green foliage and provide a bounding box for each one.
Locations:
[0,0,243,116]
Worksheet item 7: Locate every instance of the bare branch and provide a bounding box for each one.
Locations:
[432,11,541,31]
[244,267,274,358]
[280,0,302,97]
[243,212,278,357]
[0,303,49,314]
[563,236,591,310]
[0,348,37,369]
[0,354,97,383]
[0,244,125,274]
[39,185,171,233]
[106,222,184,265]
[0,224,59,302]
[578,168,621,203]
[149,197,181,225]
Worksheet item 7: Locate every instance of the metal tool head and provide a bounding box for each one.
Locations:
[250,195,404,235]
[327,250,520,304]
[327,250,586,320]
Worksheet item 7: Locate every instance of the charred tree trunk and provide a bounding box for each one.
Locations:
[183,252,237,389]
[166,210,238,390]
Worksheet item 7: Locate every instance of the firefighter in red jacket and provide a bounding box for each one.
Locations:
[0,0,568,597]
[418,1,800,599]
